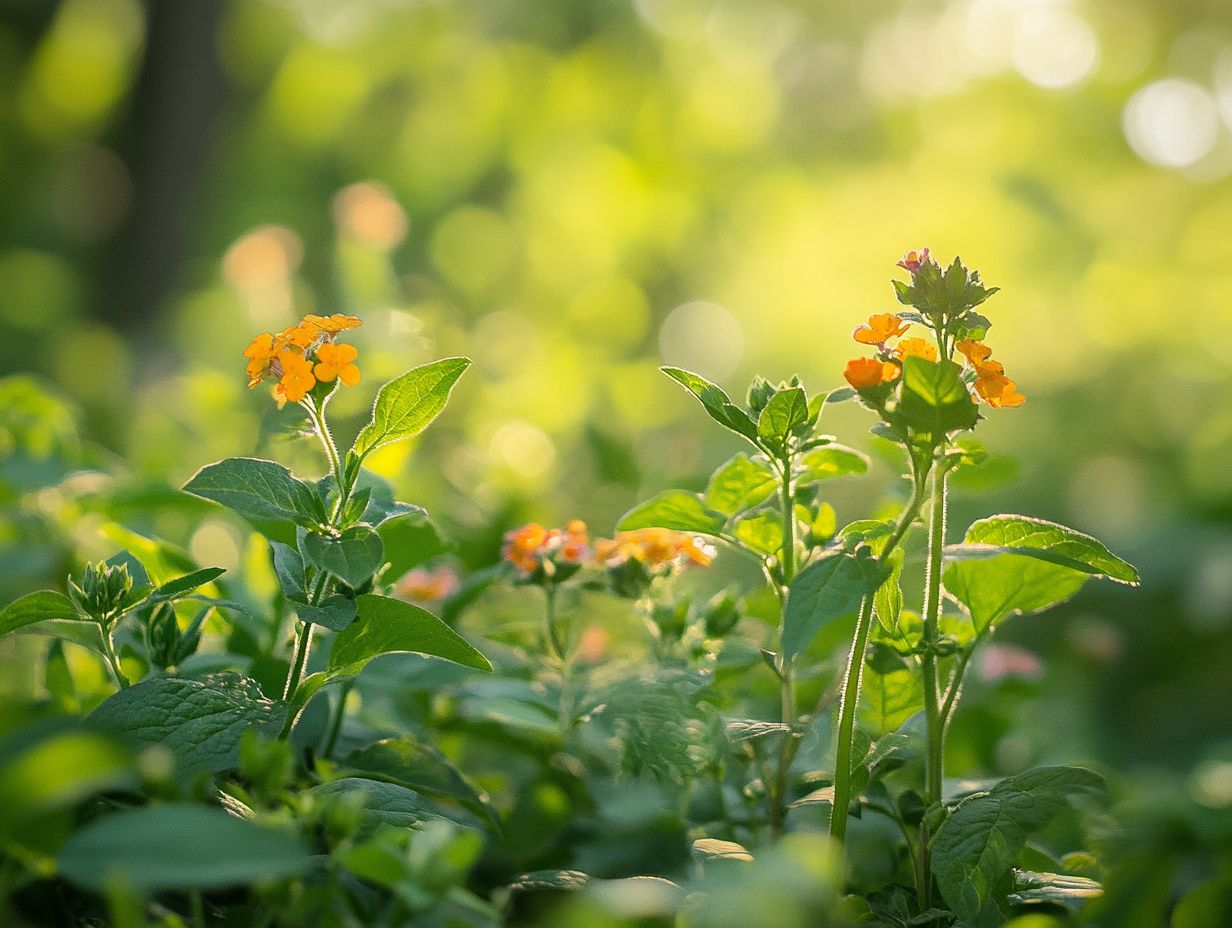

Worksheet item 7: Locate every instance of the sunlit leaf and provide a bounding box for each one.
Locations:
[617,490,726,535]
[301,525,384,588]
[704,453,777,516]
[352,357,471,459]
[782,551,887,658]
[329,593,491,674]
[661,367,758,443]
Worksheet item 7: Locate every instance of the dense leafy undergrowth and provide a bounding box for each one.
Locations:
[0,256,1225,928]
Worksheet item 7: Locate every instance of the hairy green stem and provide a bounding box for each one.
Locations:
[100,628,129,689]
[917,463,948,908]
[770,450,798,836]
[323,679,354,759]
[828,472,925,842]
[544,583,565,661]
[282,620,314,703]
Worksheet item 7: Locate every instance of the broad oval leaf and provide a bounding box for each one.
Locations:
[661,367,758,443]
[88,673,286,774]
[309,777,461,833]
[943,515,1139,632]
[378,511,449,580]
[352,357,471,459]
[704,453,777,516]
[301,525,385,588]
[330,593,492,675]
[58,803,311,893]
[931,765,1105,924]
[899,357,978,442]
[756,387,808,447]
[294,594,358,631]
[733,511,783,557]
[0,591,81,637]
[782,551,888,658]
[183,458,322,544]
[343,737,497,829]
[617,490,726,535]
[796,445,869,485]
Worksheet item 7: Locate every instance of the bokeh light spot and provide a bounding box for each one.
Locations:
[658,301,744,381]
[1012,8,1099,90]
[1123,78,1220,169]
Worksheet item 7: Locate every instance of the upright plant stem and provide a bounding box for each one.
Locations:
[828,594,876,843]
[323,679,354,758]
[828,467,924,842]
[282,620,313,702]
[100,628,130,689]
[544,583,565,661]
[917,462,948,907]
[770,452,797,836]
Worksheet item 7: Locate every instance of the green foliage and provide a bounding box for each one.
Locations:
[0,590,79,637]
[930,766,1105,923]
[618,489,727,535]
[301,524,385,588]
[330,594,492,674]
[782,549,887,658]
[88,673,286,774]
[704,453,777,516]
[352,357,472,458]
[183,457,324,543]
[898,357,979,443]
[944,515,1139,631]
[661,367,759,444]
[57,803,312,893]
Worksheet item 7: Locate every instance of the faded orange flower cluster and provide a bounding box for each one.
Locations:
[594,528,715,570]
[502,520,591,577]
[243,313,363,407]
[393,565,461,604]
[956,339,1025,408]
[897,247,930,274]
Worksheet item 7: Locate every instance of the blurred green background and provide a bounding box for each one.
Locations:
[0,0,1230,813]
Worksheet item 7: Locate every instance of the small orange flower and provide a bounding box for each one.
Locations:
[280,322,319,350]
[897,247,930,274]
[303,313,363,334]
[594,528,715,571]
[243,332,279,387]
[274,349,316,405]
[956,339,994,368]
[502,521,591,577]
[314,342,361,386]
[843,357,900,390]
[394,565,460,603]
[974,370,1026,408]
[895,337,938,362]
[502,523,549,574]
[853,313,911,345]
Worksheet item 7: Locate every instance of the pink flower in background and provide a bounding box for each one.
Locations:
[977,643,1044,682]
[393,565,460,604]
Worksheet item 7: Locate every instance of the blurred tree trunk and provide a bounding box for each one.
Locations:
[103,0,227,332]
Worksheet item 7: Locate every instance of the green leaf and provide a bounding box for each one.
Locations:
[943,515,1139,632]
[617,490,726,535]
[899,358,978,442]
[88,673,286,775]
[330,594,491,675]
[0,726,135,844]
[733,511,783,557]
[301,525,385,588]
[661,367,759,443]
[152,567,225,601]
[1009,870,1103,910]
[343,738,498,829]
[377,511,449,580]
[183,458,322,544]
[931,766,1105,923]
[294,594,357,631]
[352,357,471,459]
[796,445,869,484]
[704,454,777,516]
[946,515,1139,584]
[309,778,461,834]
[756,387,808,448]
[873,548,904,632]
[0,591,81,637]
[782,551,887,658]
[58,803,311,893]
[858,656,923,737]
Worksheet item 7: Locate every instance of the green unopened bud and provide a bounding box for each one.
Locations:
[145,602,181,669]
[702,591,740,638]
[651,601,690,642]
[746,376,776,416]
[68,561,134,624]
[607,556,651,599]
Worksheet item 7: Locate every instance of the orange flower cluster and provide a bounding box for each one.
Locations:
[897,247,930,274]
[956,340,1025,408]
[502,520,591,577]
[594,528,715,570]
[843,312,918,389]
[393,565,461,604]
[243,313,363,407]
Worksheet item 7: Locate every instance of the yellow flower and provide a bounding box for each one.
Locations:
[314,342,361,386]
[853,313,911,345]
[279,322,318,350]
[843,356,900,389]
[896,247,930,274]
[273,349,316,406]
[895,337,938,362]
[303,313,363,334]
